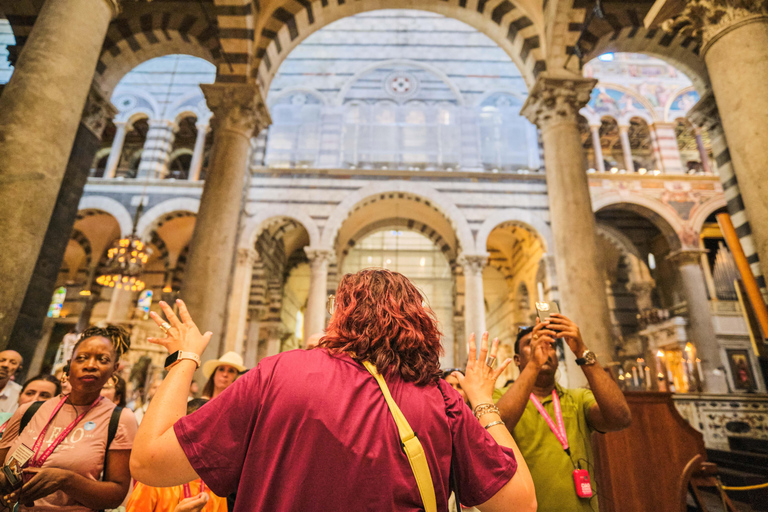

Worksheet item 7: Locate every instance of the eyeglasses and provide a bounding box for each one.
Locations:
[326,294,336,315]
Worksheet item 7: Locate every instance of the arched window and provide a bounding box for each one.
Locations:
[121,117,149,179]
[478,93,533,172]
[628,117,657,172]
[675,118,714,174]
[166,115,198,179]
[599,116,622,171]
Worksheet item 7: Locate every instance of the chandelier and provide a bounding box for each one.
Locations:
[96,235,149,292]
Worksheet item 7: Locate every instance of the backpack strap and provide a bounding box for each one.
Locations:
[19,401,45,434]
[106,406,123,451]
[362,361,437,512]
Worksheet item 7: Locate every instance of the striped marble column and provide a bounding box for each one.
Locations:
[688,93,767,295]
[137,119,175,178]
[651,122,684,174]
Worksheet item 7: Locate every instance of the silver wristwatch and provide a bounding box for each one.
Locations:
[575,349,596,366]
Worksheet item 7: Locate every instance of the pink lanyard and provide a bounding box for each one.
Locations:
[29,395,102,468]
[529,390,570,455]
[182,479,206,499]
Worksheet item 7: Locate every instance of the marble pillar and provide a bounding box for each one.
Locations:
[106,287,135,323]
[104,121,128,178]
[188,121,209,181]
[8,88,116,366]
[304,247,333,341]
[137,119,175,179]
[522,73,615,386]
[459,253,488,347]
[589,124,606,173]
[667,249,728,393]
[244,309,262,367]
[666,0,768,283]
[223,248,258,355]
[693,128,713,175]
[652,122,685,174]
[180,83,270,367]
[618,124,636,173]
[266,325,282,357]
[0,0,119,348]
[688,92,767,295]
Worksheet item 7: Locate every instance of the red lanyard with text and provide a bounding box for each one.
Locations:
[529,390,570,456]
[182,479,207,499]
[29,395,102,468]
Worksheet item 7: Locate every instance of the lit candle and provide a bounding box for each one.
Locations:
[632,366,639,388]
[644,366,652,390]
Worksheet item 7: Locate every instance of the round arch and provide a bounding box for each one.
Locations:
[255,2,545,93]
[136,198,200,240]
[241,206,321,250]
[475,208,554,254]
[321,181,474,253]
[96,33,216,98]
[690,196,727,235]
[77,196,133,236]
[593,195,684,250]
[581,27,710,95]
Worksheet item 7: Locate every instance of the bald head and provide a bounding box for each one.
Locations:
[0,350,22,384]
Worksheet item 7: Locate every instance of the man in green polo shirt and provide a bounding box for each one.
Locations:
[495,314,631,511]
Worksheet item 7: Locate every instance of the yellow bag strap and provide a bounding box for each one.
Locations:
[362,360,437,512]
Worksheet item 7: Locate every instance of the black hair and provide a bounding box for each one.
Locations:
[514,326,534,355]
[441,368,464,379]
[187,398,209,415]
[73,325,131,360]
[21,374,62,396]
[106,374,127,408]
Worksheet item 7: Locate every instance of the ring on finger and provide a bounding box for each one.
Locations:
[485,356,496,367]
[532,334,539,340]
[160,321,172,334]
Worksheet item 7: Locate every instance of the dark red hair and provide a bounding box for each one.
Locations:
[319,269,443,386]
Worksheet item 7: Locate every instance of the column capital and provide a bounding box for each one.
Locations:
[662,0,768,54]
[521,73,597,131]
[304,247,335,266]
[148,118,175,129]
[458,253,490,274]
[687,91,721,132]
[667,249,708,266]
[201,83,271,137]
[81,87,117,138]
[237,247,258,266]
[103,0,121,18]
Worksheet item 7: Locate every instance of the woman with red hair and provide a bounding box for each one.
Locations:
[131,269,536,512]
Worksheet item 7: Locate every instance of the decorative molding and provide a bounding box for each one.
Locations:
[237,247,258,266]
[662,0,768,54]
[674,393,768,450]
[201,83,272,137]
[103,0,121,18]
[521,73,597,132]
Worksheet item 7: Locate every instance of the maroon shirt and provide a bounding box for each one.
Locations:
[175,349,517,511]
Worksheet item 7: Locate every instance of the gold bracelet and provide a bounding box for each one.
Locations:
[473,403,499,419]
[484,420,505,430]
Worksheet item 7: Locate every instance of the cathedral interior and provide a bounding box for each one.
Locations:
[1,0,768,509]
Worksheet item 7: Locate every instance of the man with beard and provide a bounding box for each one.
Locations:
[495,315,631,511]
[0,351,22,414]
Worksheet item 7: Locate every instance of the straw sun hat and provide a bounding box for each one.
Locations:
[202,351,246,379]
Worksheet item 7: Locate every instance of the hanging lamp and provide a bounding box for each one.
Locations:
[96,203,150,292]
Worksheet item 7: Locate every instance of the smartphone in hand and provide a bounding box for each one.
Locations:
[535,301,560,322]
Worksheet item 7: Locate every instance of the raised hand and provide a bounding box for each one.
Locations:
[547,313,586,356]
[148,299,212,357]
[528,319,557,370]
[456,332,512,409]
